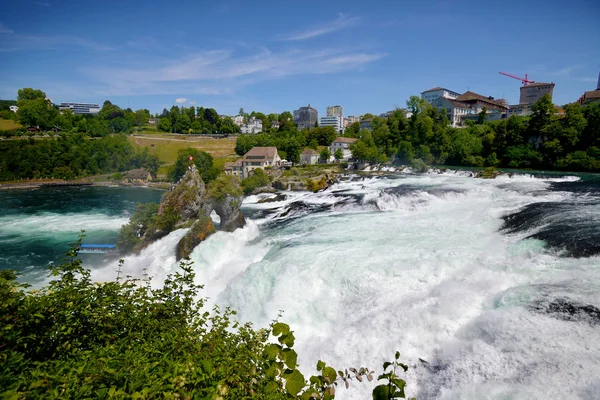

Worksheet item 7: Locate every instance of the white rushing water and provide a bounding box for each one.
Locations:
[96,172,600,399]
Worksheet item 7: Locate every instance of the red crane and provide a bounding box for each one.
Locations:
[499,71,536,86]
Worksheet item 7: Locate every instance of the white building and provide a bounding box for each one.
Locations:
[330,137,358,160]
[300,149,320,165]
[242,146,281,178]
[233,115,245,126]
[431,97,474,127]
[326,105,344,120]
[240,117,263,134]
[420,87,461,104]
[319,116,342,133]
[59,102,100,114]
[223,159,243,177]
[347,115,361,124]
[9,105,18,113]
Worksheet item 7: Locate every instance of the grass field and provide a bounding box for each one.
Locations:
[129,134,239,167]
[0,118,21,131]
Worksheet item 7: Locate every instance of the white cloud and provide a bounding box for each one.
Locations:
[189,100,197,105]
[0,23,14,34]
[281,13,360,41]
[175,98,187,104]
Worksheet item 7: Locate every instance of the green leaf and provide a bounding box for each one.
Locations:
[395,351,400,360]
[272,322,290,336]
[316,360,326,371]
[265,343,281,360]
[398,363,409,372]
[323,366,336,383]
[266,363,279,379]
[383,361,392,371]
[283,331,295,347]
[391,377,406,390]
[281,348,298,369]
[283,369,305,396]
[372,384,390,400]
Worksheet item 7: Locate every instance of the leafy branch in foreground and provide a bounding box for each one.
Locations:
[0,233,416,399]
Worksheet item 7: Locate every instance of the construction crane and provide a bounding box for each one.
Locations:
[499,71,535,86]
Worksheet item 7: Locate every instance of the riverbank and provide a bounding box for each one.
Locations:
[0,178,171,191]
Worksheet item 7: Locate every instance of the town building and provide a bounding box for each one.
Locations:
[123,168,152,183]
[223,160,243,177]
[507,104,534,117]
[360,118,373,130]
[242,146,281,178]
[347,115,361,124]
[300,149,320,165]
[421,87,461,104]
[240,117,263,134]
[9,105,18,113]
[59,102,100,115]
[270,121,281,130]
[577,72,600,106]
[519,82,555,104]
[431,97,474,127]
[233,115,245,126]
[319,116,343,133]
[330,137,358,160]
[148,118,159,125]
[293,104,318,130]
[326,105,344,120]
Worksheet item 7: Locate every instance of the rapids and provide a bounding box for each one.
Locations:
[3,172,600,399]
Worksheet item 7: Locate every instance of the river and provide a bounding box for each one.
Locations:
[1,170,599,399]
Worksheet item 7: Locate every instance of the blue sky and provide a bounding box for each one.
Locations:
[1,0,599,116]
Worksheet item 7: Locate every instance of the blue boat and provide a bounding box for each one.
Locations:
[78,244,118,255]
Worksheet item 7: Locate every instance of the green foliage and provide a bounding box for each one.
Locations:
[334,148,344,161]
[372,352,416,400]
[0,236,417,399]
[411,158,429,173]
[168,148,217,183]
[0,134,155,181]
[320,147,331,163]
[17,88,46,102]
[206,174,243,201]
[117,202,160,252]
[241,168,271,194]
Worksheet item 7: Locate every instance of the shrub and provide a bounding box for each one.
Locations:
[241,168,271,194]
[411,158,429,173]
[206,174,244,201]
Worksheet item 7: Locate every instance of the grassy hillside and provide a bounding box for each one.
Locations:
[129,134,238,175]
[0,118,20,131]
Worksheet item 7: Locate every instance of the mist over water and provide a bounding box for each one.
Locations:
[3,172,600,399]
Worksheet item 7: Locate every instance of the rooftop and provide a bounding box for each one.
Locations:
[521,82,555,88]
[243,146,278,159]
[332,137,358,144]
[421,87,460,94]
[456,91,508,108]
[301,149,319,155]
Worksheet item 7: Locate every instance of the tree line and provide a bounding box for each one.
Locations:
[0,134,159,181]
[347,95,600,172]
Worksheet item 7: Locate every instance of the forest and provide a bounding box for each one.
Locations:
[0,134,159,181]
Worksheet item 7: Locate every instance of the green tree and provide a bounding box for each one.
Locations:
[158,118,172,132]
[17,98,58,129]
[334,148,344,161]
[320,147,331,163]
[17,88,46,102]
[168,148,216,183]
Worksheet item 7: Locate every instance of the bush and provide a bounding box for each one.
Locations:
[241,168,271,194]
[206,174,243,201]
[0,238,416,399]
[411,158,429,173]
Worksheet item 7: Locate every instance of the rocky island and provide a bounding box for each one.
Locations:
[118,168,245,260]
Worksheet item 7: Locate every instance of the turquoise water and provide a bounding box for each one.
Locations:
[0,186,164,280]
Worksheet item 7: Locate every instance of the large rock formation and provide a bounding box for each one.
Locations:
[128,168,245,260]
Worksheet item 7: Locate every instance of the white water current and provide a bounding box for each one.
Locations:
[94,172,600,399]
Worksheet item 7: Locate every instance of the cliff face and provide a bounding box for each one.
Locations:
[132,169,245,260]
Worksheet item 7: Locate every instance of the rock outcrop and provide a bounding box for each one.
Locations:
[128,168,245,261]
[176,216,216,260]
[211,194,246,232]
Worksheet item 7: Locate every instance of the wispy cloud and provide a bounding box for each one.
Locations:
[80,45,386,96]
[28,1,51,6]
[0,28,114,52]
[281,13,360,41]
[0,23,14,34]
[175,98,187,104]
